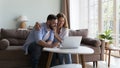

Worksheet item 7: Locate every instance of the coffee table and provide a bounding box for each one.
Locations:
[43,46,94,68]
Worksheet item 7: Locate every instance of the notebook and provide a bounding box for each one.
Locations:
[60,36,82,49]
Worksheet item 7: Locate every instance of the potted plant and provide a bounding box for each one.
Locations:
[98,29,113,48]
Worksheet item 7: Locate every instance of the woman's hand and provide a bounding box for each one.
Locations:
[34,22,41,31]
[52,26,57,33]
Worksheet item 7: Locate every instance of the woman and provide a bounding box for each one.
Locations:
[51,13,72,66]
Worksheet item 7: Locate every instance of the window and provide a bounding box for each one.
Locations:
[70,0,98,38]
[102,0,114,31]
[69,0,120,46]
[116,0,120,45]
[88,0,99,38]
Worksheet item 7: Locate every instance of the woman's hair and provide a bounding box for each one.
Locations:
[56,13,68,28]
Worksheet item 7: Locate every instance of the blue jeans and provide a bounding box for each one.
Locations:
[51,53,58,67]
[28,42,43,68]
[58,54,72,64]
[51,53,72,67]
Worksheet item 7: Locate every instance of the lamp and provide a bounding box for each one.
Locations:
[18,16,28,28]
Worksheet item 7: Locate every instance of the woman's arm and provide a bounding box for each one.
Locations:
[52,26,62,43]
[54,32,62,43]
[59,28,69,39]
[54,28,69,43]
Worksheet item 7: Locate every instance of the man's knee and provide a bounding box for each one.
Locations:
[29,42,43,61]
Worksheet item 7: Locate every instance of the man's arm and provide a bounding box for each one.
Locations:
[52,42,60,48]
[34,29,56,48]
[37,40,52,47]
[34,29,50,47]
[37,40,59,48]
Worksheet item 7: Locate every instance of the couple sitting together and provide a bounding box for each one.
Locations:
[23,13,72,68]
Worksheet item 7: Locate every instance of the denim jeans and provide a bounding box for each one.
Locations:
[51,53,58,67]
[28,42,43,68]
[58,54,72,64]
[51,53,72,67]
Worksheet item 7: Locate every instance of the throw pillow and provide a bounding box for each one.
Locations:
[0,39,9,50]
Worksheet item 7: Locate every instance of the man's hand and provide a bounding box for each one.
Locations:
[53,42,60,47]
[46,42,60,48]
[34,22,41,31]
[38,38,60,48]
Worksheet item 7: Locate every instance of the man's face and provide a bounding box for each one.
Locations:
[49,19,57,30]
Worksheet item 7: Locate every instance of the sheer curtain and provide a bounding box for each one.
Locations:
[62,0,98,38]
[69,0,89,30]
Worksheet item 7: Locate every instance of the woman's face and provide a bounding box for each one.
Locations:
[57,17,65,28]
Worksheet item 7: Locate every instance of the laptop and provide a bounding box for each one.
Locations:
[60,36,82,49]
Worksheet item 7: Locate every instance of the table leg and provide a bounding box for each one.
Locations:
[93,61,95,68]
[80,55,85,68]
[105,49,108,61]
[96,61,98,68]
[76,54,79,64]
[108,50,111,67]
[46,52,53,68]
[93,61,98,68]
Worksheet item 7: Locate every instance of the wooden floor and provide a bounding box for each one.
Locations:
[22,54,120,68]
[86,56,120,68]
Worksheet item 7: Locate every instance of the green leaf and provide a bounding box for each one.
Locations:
[98,29,113,44]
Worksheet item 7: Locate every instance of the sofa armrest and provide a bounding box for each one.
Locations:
[0,39,9,50]
[100,40,105,60]
[81,37,101,47]
[0,29,1,40]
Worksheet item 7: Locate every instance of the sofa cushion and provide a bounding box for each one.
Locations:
[7,38,25,46]
[81,37,101,47]
[69,29,88,38]
[1,28,30,39]
[0,39,9,50]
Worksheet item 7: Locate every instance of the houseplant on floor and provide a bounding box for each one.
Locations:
[98,29,113,48]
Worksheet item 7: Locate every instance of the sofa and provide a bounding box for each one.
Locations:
[0,29,49,68]
[0,28,105,68]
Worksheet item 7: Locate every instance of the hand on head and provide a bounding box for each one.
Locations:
[34,22,41,31]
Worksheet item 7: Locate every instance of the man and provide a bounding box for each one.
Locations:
[23,14,58,68]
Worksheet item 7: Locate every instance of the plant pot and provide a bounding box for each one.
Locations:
[105,42,110,48]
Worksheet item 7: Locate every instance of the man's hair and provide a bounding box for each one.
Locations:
[47,14,57,21]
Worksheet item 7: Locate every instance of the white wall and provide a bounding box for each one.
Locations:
[0,0,61,29]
